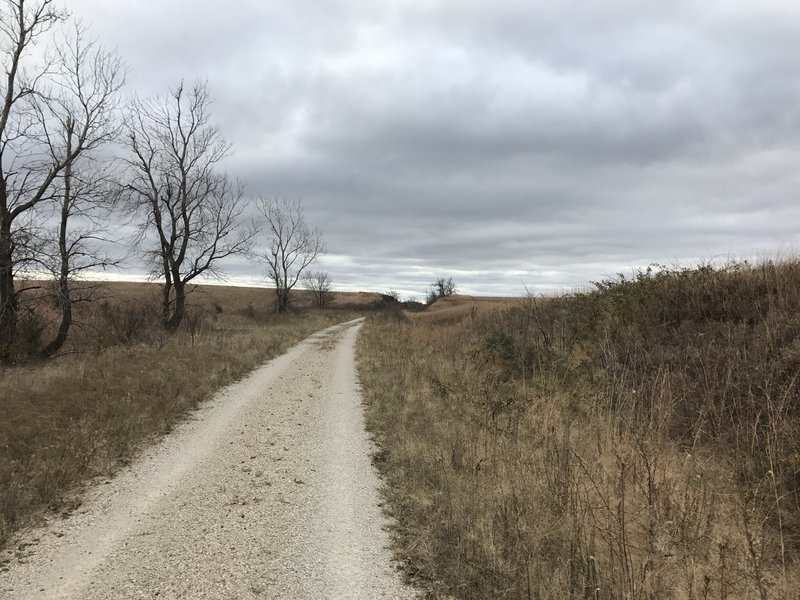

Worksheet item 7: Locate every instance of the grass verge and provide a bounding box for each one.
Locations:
[358,260,800,599]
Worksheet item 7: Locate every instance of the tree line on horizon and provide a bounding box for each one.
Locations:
[0,0,326,362]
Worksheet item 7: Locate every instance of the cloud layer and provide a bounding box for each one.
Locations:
[69,0,800,297]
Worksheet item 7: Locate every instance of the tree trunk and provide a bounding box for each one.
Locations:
[40,277,71,358]
[275,286,290,313]
[161,277,172,325]
[164,280,186,332]
[41,163,74,359]
[0,213,17,361]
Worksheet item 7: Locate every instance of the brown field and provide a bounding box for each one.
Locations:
[0,281,373,550]
[358,260,800,599]
[80,281,384,312]
[408,294,521,325]
[10,280,383,354]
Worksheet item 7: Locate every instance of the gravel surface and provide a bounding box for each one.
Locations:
[1,318,417,599]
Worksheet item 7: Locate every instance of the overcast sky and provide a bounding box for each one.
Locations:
[68,0,800,298]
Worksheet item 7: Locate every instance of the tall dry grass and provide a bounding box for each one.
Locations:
[358,260,800,599]
[0,283,355,550]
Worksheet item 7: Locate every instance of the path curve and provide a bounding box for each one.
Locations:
[1,318,417,599]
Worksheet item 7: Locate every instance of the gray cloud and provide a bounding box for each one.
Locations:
[68,0,800,298]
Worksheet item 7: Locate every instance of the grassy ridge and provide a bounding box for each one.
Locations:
[358,260,800,599]
[0,294,351,550]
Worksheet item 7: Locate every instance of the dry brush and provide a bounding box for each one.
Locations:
[358,260,800,599]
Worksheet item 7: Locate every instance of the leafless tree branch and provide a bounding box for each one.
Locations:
[257,198,325,313]
[0,2,122,360]
[123,81,254,331]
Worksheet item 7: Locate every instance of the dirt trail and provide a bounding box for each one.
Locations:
[1,319,417,599]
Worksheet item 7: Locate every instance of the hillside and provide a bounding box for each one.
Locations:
[411,294,520,324]
[358,259,800,599]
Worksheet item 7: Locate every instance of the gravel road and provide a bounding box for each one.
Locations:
[1,318,417,599]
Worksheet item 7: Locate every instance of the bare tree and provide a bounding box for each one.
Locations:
[259,198,324,313]
[40,165,120,357]
[33,25,124,357]
[426,276,457,305]
[304,270,332,308]
[0,1,126,359]
[124,81,252,332]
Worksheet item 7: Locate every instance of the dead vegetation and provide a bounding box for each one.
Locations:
[0,281,362,549]
[358,259,800,599]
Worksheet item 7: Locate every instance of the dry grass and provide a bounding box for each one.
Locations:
[0,281,360,550]
[358,260,800,599]
[409,295,520,326]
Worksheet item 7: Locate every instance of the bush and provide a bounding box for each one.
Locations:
[10,310,46,360]
[426,276,457,305]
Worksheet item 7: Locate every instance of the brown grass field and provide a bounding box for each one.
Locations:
[358,260,800,599]
[0,281,374,550]
[408,294,520,325]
